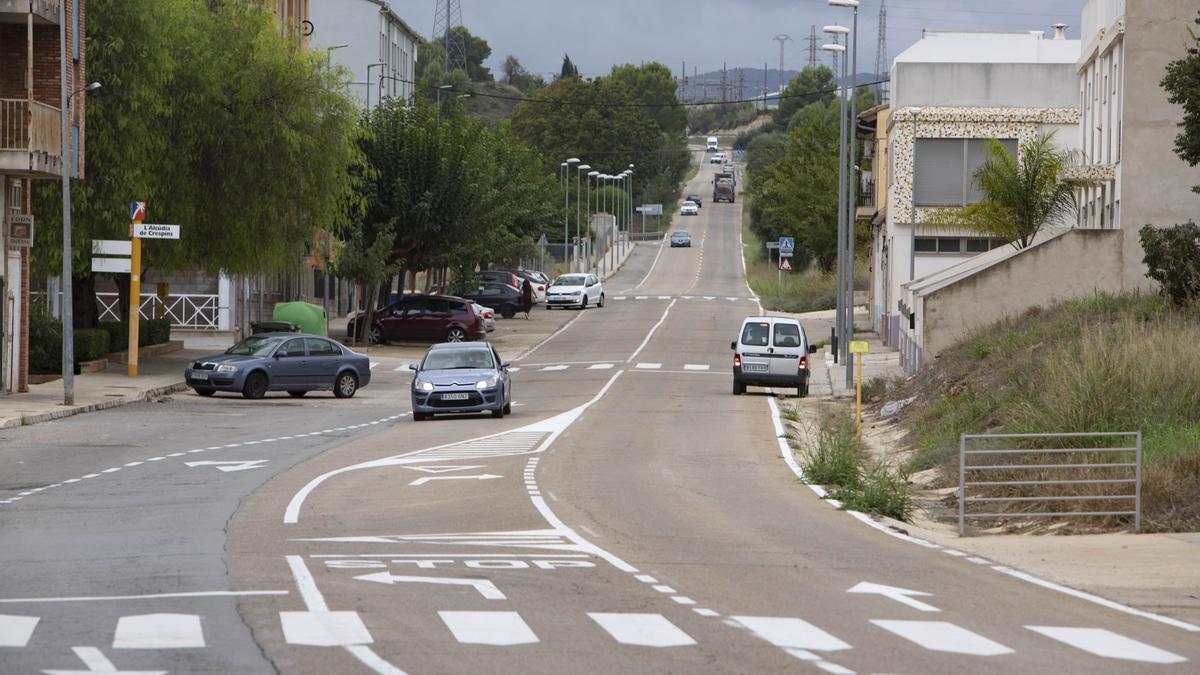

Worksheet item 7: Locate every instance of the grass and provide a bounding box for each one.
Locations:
[895,291,1200,531]
[741,220,841,314]
[798,411,915,522]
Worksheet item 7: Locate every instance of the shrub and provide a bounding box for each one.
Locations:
[73,329,110,362]
[30,305,62,374]
[143,318,172,346]
[830,462,916,522]
[801,413,864,488]
[1140,222,1200,306]
[98,321,128,353]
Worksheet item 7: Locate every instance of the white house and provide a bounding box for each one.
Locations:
[310,0,421,108]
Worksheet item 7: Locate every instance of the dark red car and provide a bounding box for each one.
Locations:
[347,295,486,344]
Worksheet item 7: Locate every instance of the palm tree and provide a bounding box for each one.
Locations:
[944,133,1077,249]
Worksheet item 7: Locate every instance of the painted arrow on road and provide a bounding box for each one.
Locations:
[847,582,941,612]
[184,460,268,473]
[408,474,502,487]
[42,646,166,675]
[353,573,506,599]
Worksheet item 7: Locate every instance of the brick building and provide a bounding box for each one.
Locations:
[0,0,88,393]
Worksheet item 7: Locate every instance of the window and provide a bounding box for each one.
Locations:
[427,298,451,314]
[740,322,770,347]
[965,238,991,253]
[278,338,307,357]
[450,301,469,315]
[306,338,340,356]
[398,299,426,317]
[773,322,802,348]
[913,238,938,252]
[917,237,1000,254]
[936,238,961,253]
[915,138,1016,207]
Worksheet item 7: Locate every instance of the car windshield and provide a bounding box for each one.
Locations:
[422,348,495,371]
[673,231,688,236]
[553,275,586,287]
[225,336,280,356]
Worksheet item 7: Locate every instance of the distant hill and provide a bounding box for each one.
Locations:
[463,81,525,127]
[678,67,883,102]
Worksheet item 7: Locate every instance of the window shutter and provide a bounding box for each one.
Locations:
[914,139,964,206]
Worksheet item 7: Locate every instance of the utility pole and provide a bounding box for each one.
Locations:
[720,62,728,103]
[875,0,889,101]
[806,25,819,68]
[431,0,467,73]
[774,34,791,91]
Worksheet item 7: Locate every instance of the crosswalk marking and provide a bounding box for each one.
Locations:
[541,365,569,372]
[280,611,374,647]
[0,614,38,647]
[871,620,1013,656]
[440,611,539,646]
[588,613,696,647]
[635,363,662,370]
[635,296,649,300]
[657,295,671,300]
[733,616,851,652]
[683,364,710,371]
[113,613,205,649]
[1026,626,1187,664]
[588,363,615,370]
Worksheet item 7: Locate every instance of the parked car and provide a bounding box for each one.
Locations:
[546,273,605,309]
[670,231,693,247]
[185,333,370,400]
[346,294,486,344]
[681,201,699,216]
[731,316,817,397]
[686,194,703,207]
[458,282,522,319]
[512,269,549,303]
[477,270,521,290]
[476,304,496,332]
[409,342,512,421]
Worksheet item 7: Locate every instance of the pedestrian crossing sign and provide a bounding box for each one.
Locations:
[779,257,793,272]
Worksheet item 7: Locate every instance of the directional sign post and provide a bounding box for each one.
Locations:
[132,224,180,239]
[127,202,146,378]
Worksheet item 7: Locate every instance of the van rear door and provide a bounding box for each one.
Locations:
[738,320,772,375]
[767,320,806,377]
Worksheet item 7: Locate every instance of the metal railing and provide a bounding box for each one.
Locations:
[96,292,223,330]
[958,431,1142,535]
[0,99,62,156]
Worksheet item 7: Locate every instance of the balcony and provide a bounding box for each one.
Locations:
[0,0,61,25]
[0,99,63,178]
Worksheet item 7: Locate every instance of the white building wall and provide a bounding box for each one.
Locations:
[310,0,420,108]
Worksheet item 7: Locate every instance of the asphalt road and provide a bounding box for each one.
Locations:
[2,160,1198,674]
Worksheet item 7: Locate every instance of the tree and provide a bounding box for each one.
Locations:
[609,63,687,138]
[502,54,529,88]
[334,223,399,344]
[935,134,1077,249]
[449,26,493,82]
[560,54,580,80]
[1162,10,1200,191]
[773,65,837,127]
[1140,222,1200,306]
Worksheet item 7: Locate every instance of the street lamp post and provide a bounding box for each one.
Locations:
[575,164,590,272]
[822,31,848,367]
[564,158,580,272]
[627,165,634,259]
[831,0,861,389]
[588,170,600,273]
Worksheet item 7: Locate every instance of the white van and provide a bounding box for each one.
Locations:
[706,136,718,152]
[731,316,817,397]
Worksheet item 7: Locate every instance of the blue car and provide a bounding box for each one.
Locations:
[185,333,371,399]
[409,342,512,421]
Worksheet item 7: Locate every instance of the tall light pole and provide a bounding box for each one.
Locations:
[588,170,600,273]
[627,165,635,251]
[564,158,580,272]
[774,34,792,93]
[365,62,385,109]
[822,30,848,368]
[575,164,590,272]
[832,0,861,389]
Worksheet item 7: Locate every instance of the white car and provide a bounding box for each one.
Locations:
[546,273,605,310]
[681,201,699,216]
[709,153,725,164]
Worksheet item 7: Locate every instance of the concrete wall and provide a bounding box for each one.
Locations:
[1119,0,1200,290]
[895,63,1079,109]
[922,229,1124,355]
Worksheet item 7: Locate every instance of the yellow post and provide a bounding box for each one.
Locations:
[849,340,869,437]
[127,201,145,377]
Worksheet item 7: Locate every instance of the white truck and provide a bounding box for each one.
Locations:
[706,136,718,152]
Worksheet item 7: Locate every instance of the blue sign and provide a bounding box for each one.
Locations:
[778,236,795,256]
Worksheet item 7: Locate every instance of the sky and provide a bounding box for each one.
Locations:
[399,0,1088,81]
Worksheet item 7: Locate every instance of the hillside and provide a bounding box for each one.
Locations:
[463,81,525,127]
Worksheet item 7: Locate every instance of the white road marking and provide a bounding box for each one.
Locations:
[657,295,671,300]
[847,581,940,612]
[693,608,720,617]
[408,474,502,487]
[404,465,485,474]
[514,310,586,361]
[733,616,851,652]
[113,614,205,649]
[369,362,380,370]
[612,296,627,300]
[280,611,374,647]
[391,365,408,372]
[184,460,268,473]
[634,575,658,584]
[353,572,506,599]
[967,557,992,565]
[588,363,615,370]
[41,646,166,675]
[439,611,539,646]
[635,363,662,370]
[652,585,676,594]
[671,596,697,605]
[589,613,696,647]
[683,364,710,371]
[0,614,38,647]
[0,591,287,604]
[635,295,649,300]
[1025,626,1187,664]
[871,620,1013,656]
[541,365,569,371]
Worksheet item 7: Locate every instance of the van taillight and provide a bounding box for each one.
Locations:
[734,354,742,368]
[798,356,807,370]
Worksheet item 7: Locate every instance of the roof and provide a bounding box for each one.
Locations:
[903,227,1071,298]
[894,31,1080,66]
[428,341,494,351]
[365,0,424,42]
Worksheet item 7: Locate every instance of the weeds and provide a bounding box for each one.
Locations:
[781,405,802,423]
[799,412,915,522]
[830,463,916,522]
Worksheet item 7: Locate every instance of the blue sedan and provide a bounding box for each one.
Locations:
[409,342,512,421]
[185,333,371,399]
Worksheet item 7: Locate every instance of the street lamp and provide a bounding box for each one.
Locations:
[564,158,580,272]
[823,34,848,368]
[365,62,385,109]
[627,165,634,249]
[831,0,861,389]
[575,164,591,272]
[588,170,600,273]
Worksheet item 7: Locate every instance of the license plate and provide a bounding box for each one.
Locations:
[191,372,209,380]
[442,392,470,401]
[742,363,768,373]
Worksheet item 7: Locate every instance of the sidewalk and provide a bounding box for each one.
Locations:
[0,350,203,429]
[792,307,902,399]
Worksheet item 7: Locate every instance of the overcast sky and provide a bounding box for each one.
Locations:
[399,0,1087,80]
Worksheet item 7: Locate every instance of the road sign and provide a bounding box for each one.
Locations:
[91,257,132,274]
[537,233,548,247]
[129,201,146,223]
[849,340,869,354]
[636,204,663,216]
[779,257,793,272]
[132,224,180,239]
[92,239,132,256]
[765,242,779,250]
[9,214,33,247]
[778,236,795,257]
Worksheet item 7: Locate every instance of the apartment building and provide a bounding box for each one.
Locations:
[311,0,421,108]
[0,0,87,393]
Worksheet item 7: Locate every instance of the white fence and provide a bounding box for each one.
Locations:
[95,292,223,330]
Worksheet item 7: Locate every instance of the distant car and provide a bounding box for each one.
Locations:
[475,304,496,332]
[512,269,548,303]
[686,194,702,207]
[547,273,605,309]
[670,231,692,247]
[346,295,486,344]
[709,153,724,164]
[706,136,718,152]
[409,342,512,421]
[185,333,370,400]
[731,316,818,397]
[458,282,522,319]
[477,270,521,290]
[681,201,699,216]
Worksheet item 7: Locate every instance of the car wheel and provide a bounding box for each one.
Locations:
[333,372,359,399]
[446,327,467,342]
[287,390,307,398]
[732,379,746,395]
[413,412,427,421]
[193,387,215,397]
[491,404,505,418]
[500,305,516,319]
[368,325,383,345]
[503,401,512,414]
[242,372,268,400]
[598,293,605,308]
[579,297,587,310]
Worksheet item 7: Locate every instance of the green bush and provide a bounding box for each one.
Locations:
[30,305,62,374]
[98,321,128,353]
[99,318,171,351]
[1140,222,1200,306]
[801,413,864,488]
[830,463,916,522]
[73,329,110,362]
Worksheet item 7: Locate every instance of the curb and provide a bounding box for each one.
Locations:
[601,241,638,282]
[0,381,189,430]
